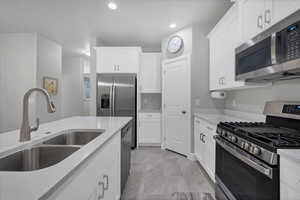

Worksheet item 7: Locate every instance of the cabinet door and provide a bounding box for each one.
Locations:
[209,33,224,91]
[194,118,202,158]
[240,0,265,41]
[97,48,139,73]
[140,53,161,93]
[272,0,300,25]
[222,5,245,89]
[197,125,207,166]
[138,119,161,144]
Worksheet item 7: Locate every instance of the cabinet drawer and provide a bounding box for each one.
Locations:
[139,113,161,120]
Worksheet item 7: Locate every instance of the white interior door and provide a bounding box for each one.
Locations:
[162,55,191,156]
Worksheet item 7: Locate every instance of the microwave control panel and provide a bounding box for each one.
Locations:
[279,22,300,61]
[282,104,300,115]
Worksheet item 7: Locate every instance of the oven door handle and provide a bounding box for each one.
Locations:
[214,136,273,179]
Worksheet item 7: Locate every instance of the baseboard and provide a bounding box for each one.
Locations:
[187,153,197,161]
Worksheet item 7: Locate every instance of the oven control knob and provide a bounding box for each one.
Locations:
[244,142,250,150]
[231,136,238,143]
[241,141,246,148]
[252,147,261,155]
[222,130,228,137]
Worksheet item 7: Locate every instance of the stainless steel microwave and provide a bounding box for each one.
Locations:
[235,10,300,82]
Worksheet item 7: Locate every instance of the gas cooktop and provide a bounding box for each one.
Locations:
[219,122,300,148]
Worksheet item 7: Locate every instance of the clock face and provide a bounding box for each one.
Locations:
[167,36,183,54]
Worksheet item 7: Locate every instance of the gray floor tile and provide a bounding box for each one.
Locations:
[121,148,215,200]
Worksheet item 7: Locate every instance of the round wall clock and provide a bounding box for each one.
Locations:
[167,36,183,54]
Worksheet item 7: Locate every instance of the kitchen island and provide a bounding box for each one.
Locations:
[0,116,132,200]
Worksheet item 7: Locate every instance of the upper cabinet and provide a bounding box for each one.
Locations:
[272,0,300,24]
[95,47,141,74]
[240,0,300,41]
[208,0,300,91]
[240,0,270,41]
[140,53,162,93]
[209,3,254,91]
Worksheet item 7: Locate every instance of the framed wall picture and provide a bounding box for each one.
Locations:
[43,77,58,96]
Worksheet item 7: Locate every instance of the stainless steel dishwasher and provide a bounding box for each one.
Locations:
[121,121,132,193]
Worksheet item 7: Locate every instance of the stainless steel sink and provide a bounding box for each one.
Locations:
[0,145,80,171]
[43,131,103,146]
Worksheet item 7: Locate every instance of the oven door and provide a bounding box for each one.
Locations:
[235,36,275,81]
[215,136,279,200]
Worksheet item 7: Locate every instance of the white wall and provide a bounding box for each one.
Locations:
[0,33,62,133]
[161,25,225,112]
[61,57,84,118]
[0,34,37,133]
[225,79,300,114]
[36,35,62,123]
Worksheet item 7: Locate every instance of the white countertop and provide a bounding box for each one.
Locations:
[278,149,300,163]
[0,116,132,200]
[194,109,265,126]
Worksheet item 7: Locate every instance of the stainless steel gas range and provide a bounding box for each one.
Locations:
[214,101,300,200]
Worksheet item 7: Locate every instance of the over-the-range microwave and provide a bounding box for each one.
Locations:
[235,10,300,82]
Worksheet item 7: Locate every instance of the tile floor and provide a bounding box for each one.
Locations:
[121,147,216,200]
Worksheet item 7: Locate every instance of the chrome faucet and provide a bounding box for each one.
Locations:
[20,88,56,142]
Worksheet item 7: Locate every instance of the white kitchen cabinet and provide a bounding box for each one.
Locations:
[47,132,121,200]
[194,116,216,182]
[272,0,300,24]
[95,47,141,74]
[239,0,300,41]
[209,3,269,91]
[240,0,267,41]
[140,53,162,93]
[138,113,161,145]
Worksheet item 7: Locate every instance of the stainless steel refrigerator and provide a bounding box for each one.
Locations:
[96,74,137,149]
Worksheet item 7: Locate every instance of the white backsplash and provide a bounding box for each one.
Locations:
[140,93,161,111]
[225,79,300,114]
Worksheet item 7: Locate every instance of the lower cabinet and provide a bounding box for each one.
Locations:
[194,116,216,182]
[47,132,121,200]
[138,113,161,145]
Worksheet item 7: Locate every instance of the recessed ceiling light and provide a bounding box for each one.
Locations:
[107,1,118,10]
[169,23,177,29]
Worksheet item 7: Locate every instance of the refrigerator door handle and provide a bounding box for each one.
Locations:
[109,84,113,116]
[112,83,116,116]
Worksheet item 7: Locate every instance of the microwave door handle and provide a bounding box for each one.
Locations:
[271,32,277,65]
[214,136,273,179]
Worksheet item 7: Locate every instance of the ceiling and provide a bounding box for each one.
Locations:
[0,0,232,56]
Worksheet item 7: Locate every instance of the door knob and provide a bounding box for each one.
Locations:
[181,111,187,114]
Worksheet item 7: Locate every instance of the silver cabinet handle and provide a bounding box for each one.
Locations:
[264,9,271,25]
[257,15,263,29]
[98,182,105,199]
[103,175,109,190]
[202,134,206,143]
[118,65,120,71]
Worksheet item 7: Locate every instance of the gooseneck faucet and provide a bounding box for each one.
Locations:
[20,88,56,142]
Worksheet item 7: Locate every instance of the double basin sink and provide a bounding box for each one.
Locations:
[0,131,103,172]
